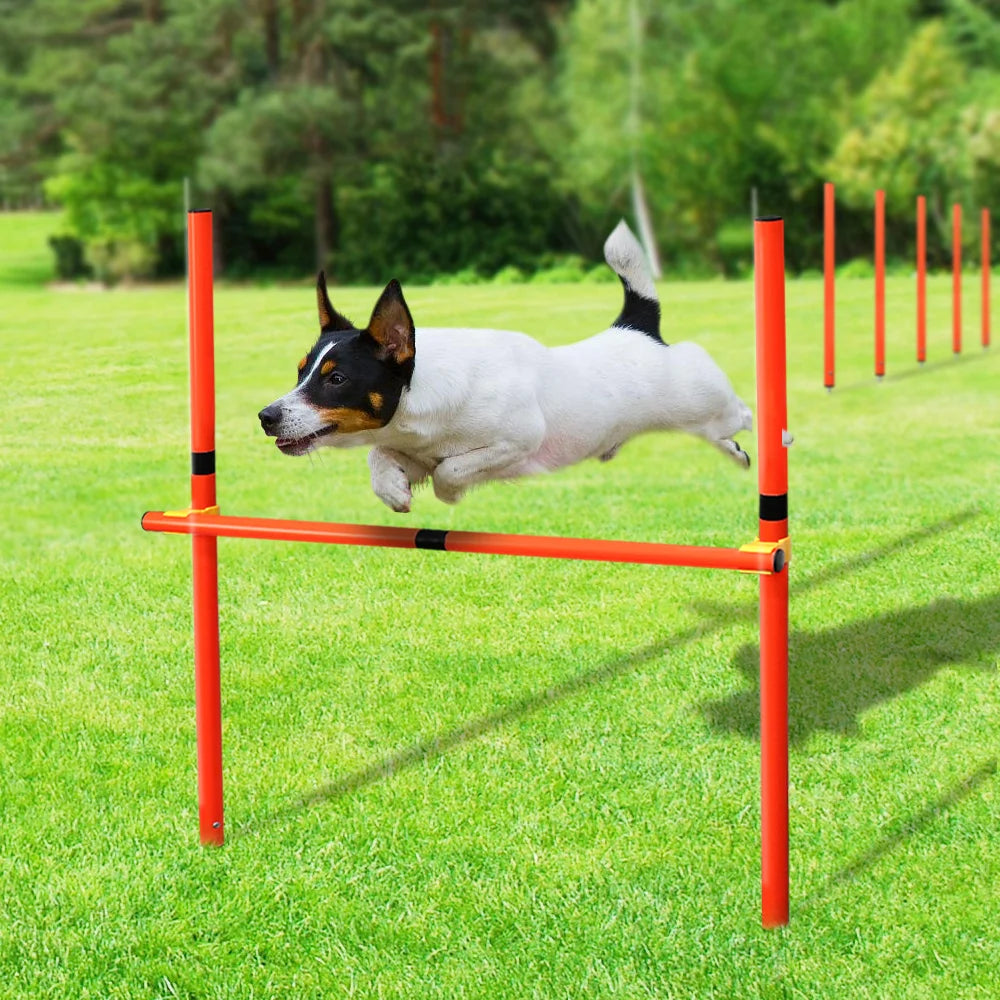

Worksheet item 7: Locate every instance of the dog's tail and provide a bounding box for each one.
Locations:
[604,220,663,343]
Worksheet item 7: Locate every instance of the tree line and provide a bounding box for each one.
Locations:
[1,0,998,283]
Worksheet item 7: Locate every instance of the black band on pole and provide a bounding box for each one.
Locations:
[414,529,448,551]
[192,451,216,476]
[759,493,788,522]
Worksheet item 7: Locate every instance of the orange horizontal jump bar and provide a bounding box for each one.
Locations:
[141,511,783,574]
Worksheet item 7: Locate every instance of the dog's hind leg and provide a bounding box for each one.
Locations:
[368,447,432,513]
[711,437,751,468]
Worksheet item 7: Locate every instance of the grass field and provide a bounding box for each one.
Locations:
[2,212,999,999]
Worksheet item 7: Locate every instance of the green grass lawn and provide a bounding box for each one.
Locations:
[1,213,999,998]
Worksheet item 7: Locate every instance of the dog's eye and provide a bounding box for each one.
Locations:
[327,371,348,386]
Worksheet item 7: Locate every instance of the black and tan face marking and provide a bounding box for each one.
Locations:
[258,274,416,455]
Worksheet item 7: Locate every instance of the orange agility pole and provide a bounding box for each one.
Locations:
[874,189,886,378]
[186,210,224,846]
[917,195,927,364]
[823,182,835,389]
[983,208,991,349]
[953,203,962,354]
[145,210,791,926]
[141,511,786,574]
[754,217,790,928]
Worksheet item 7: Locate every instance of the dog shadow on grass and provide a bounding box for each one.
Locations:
[701,591,1000,744]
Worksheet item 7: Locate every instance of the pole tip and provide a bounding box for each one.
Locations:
[755,215,783,223]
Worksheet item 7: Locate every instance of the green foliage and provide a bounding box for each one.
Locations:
[529,256,589,284]
[432,266,484,286]
[837,256,877,279]
[581,262,617,283]
[2,0,999,280]
[491,264,529,285]
[334,150,575,284]
[45,156,180,282]
[47,235,91,281]
[557,0,926,271]
[715,218,754,278]
[826,22,966,210]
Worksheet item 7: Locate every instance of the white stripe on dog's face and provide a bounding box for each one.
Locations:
[297,341,338,387]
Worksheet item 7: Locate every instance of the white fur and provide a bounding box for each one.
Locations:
[603,220,658,302]
[269,223,752,512]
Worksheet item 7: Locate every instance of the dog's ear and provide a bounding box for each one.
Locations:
[316,272,354,333]
[366,279,415,365]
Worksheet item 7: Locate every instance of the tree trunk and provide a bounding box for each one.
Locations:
[314,173,335,275]
[262,0,280,77]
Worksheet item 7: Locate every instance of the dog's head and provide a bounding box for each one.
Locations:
[258,274,416,455]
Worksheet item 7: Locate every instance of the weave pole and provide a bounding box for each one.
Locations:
[983,208,991,349]
[953,203,962,354]
[823,183,835,390]
[874,189,886,378]
[917,195,927,364]
[823,182,837,391]
[187,210,224,846]
[754,217,790,928]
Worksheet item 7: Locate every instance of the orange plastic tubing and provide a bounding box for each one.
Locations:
[874,190,886,378]
[187,210,224,846]
[141,513,783,575]
[753,216,789,928]
[953,204,962,354]
[983,209,991,349]
[916,196,927,363]
[823,183,835,389]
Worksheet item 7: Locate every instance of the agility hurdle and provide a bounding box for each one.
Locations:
[143,210,791,928]
[822,186,993,385]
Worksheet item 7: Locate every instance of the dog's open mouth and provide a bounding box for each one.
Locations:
[275,425,337,456]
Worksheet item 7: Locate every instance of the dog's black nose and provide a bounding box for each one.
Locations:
[258,404,283,434]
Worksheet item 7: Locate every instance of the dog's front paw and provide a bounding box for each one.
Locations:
[372,471,412,513]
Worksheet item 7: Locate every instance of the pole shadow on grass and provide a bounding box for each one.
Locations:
[701,592,1000,744]
[255,512,983,828]
[830,350,984,392]
[797,757,997,915]
[691,507,980,627]
[293,632,703,813]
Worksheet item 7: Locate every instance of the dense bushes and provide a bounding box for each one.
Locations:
[332,149,578,284]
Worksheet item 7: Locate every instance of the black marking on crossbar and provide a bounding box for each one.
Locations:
[192,451,216,476]
[759,493,788,522]
[414,529,448,551]
[773,548,786,573]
